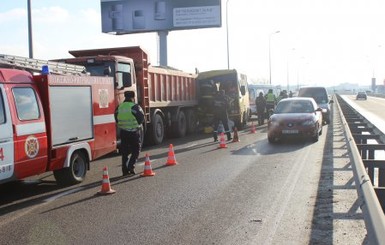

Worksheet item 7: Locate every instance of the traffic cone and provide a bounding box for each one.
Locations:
[165,144,177,166]
[97,166,116,195]
[218,132,228,149]
[250,122,256,134]
[141,153,155,177]
[232,127,240,142]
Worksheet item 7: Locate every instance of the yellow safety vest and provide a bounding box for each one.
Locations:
[117,102,139,130]
[266,93,275,102]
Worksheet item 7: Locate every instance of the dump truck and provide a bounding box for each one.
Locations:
[57,46,198,145]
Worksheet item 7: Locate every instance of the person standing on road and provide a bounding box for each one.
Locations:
[212,90,232,142]
[115,91,145,176]
[265,89,277,118]
[255,92,266,126]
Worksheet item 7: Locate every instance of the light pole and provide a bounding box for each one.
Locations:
[269,30,280,85]
[287,48,295,91]
[226,0,230,69]
[28,0,33,58]
[372,44,382,92]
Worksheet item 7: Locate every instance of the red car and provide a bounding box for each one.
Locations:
[267,97,323,143]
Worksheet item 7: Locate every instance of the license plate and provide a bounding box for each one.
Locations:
[282,129,299,134]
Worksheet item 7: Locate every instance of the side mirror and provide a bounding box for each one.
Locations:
[329,99,334,104]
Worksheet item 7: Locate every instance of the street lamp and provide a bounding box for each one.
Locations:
[269,30,280,85]
[226,0,230,69]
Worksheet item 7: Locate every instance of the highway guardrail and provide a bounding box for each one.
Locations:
[336,94,385,244]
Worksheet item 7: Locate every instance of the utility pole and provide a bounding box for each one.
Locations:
[269,31,280,85]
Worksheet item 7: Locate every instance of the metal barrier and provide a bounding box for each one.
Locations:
[336,94,385,244]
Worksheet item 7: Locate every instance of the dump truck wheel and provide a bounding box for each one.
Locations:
[151,113,164,145]
[186,110,197,134]
[174,110,187,137]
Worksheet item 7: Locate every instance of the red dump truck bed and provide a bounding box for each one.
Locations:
[68,46,197,110]
[61,46,198,145]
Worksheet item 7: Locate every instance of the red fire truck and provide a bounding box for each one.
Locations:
[0,55,116,185]
[57,46,198,145]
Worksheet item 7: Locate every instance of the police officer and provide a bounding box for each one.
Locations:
[212,90,232,142]
[115,91,144,176]
[265,89,277,117]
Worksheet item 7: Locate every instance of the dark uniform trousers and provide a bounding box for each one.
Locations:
[120,129,141,174]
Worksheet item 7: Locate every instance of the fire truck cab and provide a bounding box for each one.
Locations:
[0,55,116,185]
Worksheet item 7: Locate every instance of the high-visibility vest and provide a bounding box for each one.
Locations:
[117,102,139,130]
[266,93,275,102]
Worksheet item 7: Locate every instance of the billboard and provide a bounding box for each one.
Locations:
[101,0,221,34]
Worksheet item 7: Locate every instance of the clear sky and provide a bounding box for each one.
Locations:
[1,0,385,89]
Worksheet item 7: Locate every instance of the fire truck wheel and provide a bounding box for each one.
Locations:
[174,110,187,138]
[54,151,88,186]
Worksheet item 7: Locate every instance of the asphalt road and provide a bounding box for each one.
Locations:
[0,103,368,244]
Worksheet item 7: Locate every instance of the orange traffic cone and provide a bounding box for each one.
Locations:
[232,127,240,142]
[97,166,116,195]
[250,122,256,134]
[141,153,155,177]
[165,144,177,166]
[218,132,228,149]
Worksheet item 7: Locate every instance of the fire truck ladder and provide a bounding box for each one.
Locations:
[0,54,87,75]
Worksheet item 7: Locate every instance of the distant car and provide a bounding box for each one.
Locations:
[297,86,333,125]
[267,97,323,143]
[356,91,367,100]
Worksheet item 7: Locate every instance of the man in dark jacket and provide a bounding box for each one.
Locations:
[115,91,145,176]
[212,90,232,142]
[255,92,266,126]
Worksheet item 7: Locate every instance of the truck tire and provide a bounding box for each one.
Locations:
[53,151,88,186]
[150,113,164,145]
[174,110,187,137]
[186,110,197,134]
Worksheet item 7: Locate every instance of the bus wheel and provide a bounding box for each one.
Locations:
[242,112,248,127]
